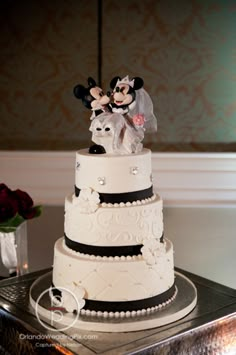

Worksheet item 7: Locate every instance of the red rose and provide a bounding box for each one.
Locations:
[0,184,19,223]
[0,183,9,191]
[14,189,37,219]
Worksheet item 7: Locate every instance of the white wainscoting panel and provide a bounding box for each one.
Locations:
[1,151,236,206]
[152,152,236,206]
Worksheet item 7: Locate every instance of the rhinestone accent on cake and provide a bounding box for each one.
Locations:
[130,167,139,175]
[98,177,106,185]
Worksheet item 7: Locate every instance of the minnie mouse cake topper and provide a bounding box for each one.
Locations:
[73,76,157,154]
[110,75,144,114]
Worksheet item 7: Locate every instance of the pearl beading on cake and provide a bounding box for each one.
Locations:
[100,194,156,208]
[78,253,143,261]
[79,287,178,318]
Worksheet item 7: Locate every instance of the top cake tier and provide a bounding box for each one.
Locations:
[75,148,152,194]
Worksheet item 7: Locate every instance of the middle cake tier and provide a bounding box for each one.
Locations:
[64,193,164,249]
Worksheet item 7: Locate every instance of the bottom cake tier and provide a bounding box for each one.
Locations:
[52,238,176,317]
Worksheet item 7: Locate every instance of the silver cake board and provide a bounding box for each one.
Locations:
[29,271,197,333]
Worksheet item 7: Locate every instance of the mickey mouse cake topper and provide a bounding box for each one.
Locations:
[73,76,157,155]
[74,77,111,119]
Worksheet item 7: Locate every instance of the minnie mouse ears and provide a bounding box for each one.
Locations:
[110,76,144,90]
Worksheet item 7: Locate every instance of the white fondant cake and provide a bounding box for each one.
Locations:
[53,238,174,302]
[51,75,177,319]
[52,148,176,316]
[75,148,152,193]
[64,193,163,246]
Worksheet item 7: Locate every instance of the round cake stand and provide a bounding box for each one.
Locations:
[29,271,197,333]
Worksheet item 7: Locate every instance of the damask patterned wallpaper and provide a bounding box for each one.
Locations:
[0,0,236,151]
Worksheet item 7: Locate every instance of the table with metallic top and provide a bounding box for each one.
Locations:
[0,268,235,355]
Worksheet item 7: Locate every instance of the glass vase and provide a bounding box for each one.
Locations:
[0,221,29,277]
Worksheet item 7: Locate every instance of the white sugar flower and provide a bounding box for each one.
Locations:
[73,187,100,213]
[61,284,86,313]
[141,238,165,265]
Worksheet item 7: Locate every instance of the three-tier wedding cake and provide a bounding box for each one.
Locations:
[51,76,177,319]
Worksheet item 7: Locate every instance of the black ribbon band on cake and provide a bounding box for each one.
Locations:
[74,185,153,204]
[65,234,164,257]
[65,234,143,257]
[51,283,176,312]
